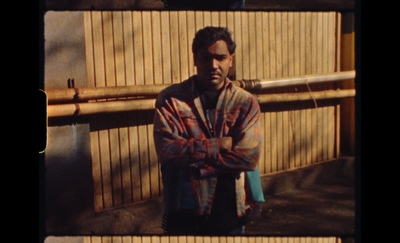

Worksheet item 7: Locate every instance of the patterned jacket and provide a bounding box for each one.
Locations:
[153,76,264,217]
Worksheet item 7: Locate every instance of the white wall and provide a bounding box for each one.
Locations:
[44,11,94,235]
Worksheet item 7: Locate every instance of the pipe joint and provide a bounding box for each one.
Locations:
[240,79,261,91]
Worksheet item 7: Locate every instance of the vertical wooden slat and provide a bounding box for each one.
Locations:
[327,12,336,160]
[91,236,101,243]
[211,11,219,26]
[133,11,144,85]
[131,11,150,200]
[234,12,242,79]
[321,12,329,161]
[142,11,157,198]
[226,12,235,79]
[141,236,151,243]
[310,12,318,165]
[91,11,106,88]
[262,13,270,79]
[147,110,160,197]
[178,11,190,80]
[288,12,295,170]
[219,11,227,27]
[118,13,131,206]
[152,11,163,85]
[84,12,95,88]
[113,12,126,87]
[249,12,257,80]
[90,118,104,210]
[256,11,266,173]
[111,11,126,207]
[282,12,290,170]
[275,12,283,78]
[102,236,112,243]
[150,11,163,198]
[151,236,160,243]
[206,236,214,243]
[122,236,132,243]
[219,236,228,243]
[267,12,277,172]
[92,11,114,209]
[109,115,123,207]
[85,11,103,211]
[142,11,154,86]
[275,12,284,171]
[103,11,116,87]
[270,109,277,173]
[268,12,276,78]
[128,111,141,202]
[160,11,172,84]
[138,111,151,200]
[203,11,211,26]
[112,236,123,243]
[169,11,180,83]
[241,12,250,79]
[160,236,169,243]
[335,12,342,158]
[123,12,135,86]
[195,11,204,33]
[255,12,264,79]
[122,11,137,204]
[299,12,307,167]
[187,11,196,77]
[316,12,324,163]
[292,12,301,168]
[305,106,312,166]
[304,12,312,167]
[264,111,271,174]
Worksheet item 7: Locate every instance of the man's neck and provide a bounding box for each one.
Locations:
[194,76,225,93]
[197,85,222,110]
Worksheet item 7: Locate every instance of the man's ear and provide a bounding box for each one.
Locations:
[229,53,235,67]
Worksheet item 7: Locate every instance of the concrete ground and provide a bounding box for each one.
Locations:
[245,173,355,236]
[45,157,356,240]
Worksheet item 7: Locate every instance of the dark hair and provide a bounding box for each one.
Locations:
[192,26,236,55]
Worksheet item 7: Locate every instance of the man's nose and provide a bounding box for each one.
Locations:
[211,58,218,69]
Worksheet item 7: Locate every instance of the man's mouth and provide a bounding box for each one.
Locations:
[210,72,221,77]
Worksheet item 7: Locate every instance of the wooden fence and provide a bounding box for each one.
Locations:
[82,10,347,212]
[82,236,344,243]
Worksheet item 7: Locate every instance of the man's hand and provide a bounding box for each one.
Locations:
[217,136,232,152]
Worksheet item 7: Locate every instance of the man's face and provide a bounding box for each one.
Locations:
[194,39,234,90]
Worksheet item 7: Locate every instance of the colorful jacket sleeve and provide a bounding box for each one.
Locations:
[153,88,219,169]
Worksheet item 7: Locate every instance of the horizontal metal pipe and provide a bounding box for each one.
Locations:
[231,70,356,91]
[46,84,169,104]
[257,89,355,103]
[48,89,355,118]
[47,98,156,118]
[46,71,355,103]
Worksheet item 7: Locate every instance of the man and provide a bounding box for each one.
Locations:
[153,26,264,235]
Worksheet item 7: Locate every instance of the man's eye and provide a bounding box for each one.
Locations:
[200,54,211,60]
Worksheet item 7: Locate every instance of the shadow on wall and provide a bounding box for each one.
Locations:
[45,124,94,234]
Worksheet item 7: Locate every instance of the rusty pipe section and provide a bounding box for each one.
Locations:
[46,71,355,104]
[46,84,170,104]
